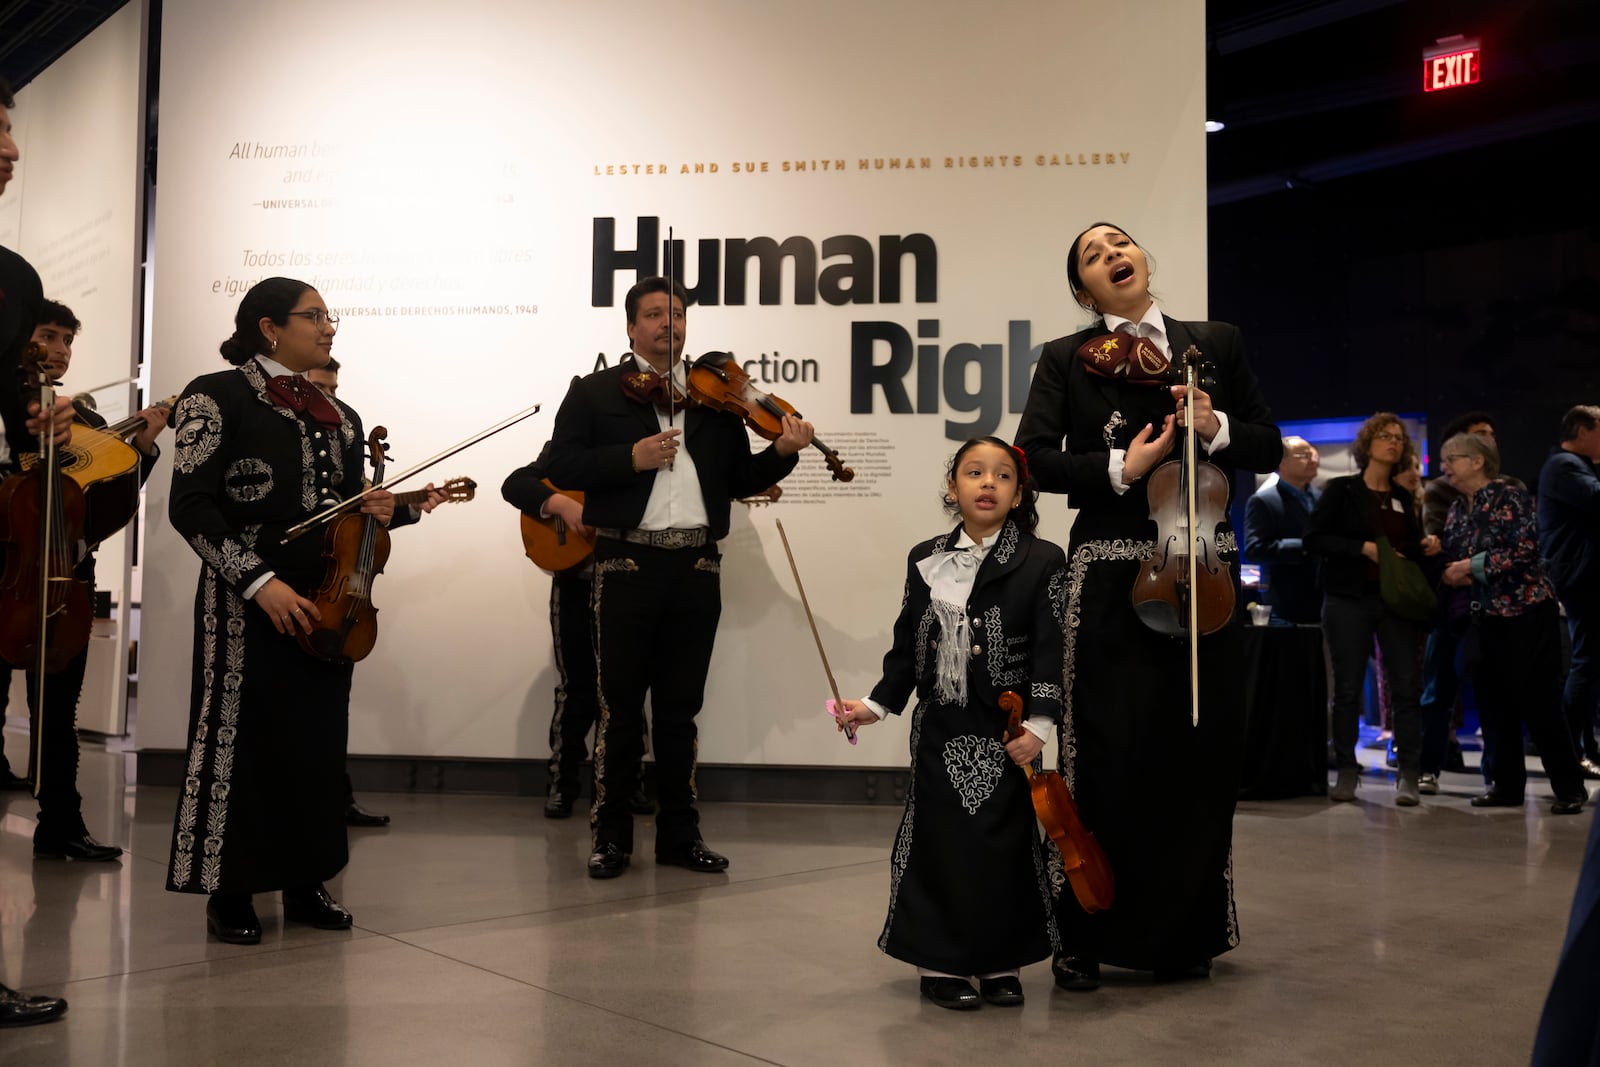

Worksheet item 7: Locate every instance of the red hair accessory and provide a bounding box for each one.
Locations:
[1009,444,1030,484]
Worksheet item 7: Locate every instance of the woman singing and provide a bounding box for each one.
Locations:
[164,277,398,943]
[1015,222,1282,990]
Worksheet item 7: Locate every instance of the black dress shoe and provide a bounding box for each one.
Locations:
[1052,956,1100,991]
[0,983,67,1027]
[1,769,30,792]
[978,975,1025,1006]
[544,794,576,819]
[1154,959,1214,982]
[206,895,263,945]
[919,977,980,1010]
[629,787,656,815]
[283,885,354,929]
[588,843,631,879]
[33,832,123,862]
[345,801,390,827]
[1470,790,1525,808]
[1552,795,1587,816]
[655,840,729,872]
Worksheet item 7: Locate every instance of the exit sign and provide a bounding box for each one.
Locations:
[1423,36,1481,92]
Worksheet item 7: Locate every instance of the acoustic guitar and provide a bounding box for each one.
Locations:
[519,479,593,572]
[391,476,477,510]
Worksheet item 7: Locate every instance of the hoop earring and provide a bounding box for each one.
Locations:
[943,494,956,506]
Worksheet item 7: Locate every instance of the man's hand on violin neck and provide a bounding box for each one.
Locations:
[773,415,814,457]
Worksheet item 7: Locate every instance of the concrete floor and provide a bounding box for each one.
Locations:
[0,737,1592,1066]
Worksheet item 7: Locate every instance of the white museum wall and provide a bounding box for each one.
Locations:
[140,0,1207,766]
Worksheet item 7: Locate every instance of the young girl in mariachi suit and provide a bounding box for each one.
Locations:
[835,437,1066,1010]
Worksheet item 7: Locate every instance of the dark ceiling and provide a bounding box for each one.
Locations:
[4,0,1594,208]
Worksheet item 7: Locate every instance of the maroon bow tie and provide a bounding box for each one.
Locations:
[1076,332,1172,386]
[265,374,342,427]
[620,367,688,414]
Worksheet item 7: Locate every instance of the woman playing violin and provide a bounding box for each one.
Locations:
[163,277,402,944]
[1015,222,1282,990]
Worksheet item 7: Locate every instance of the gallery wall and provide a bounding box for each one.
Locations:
[139,0,1208,766]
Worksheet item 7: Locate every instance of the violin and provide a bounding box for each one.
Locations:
[1129,345,1235,727]
[1131,344,1235,638]
[0,346,94,798]
[297,426,391,663]
[686,352,854,482]
[1001,691,1115,914]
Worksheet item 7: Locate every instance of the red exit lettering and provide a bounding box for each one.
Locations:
[1423,48,1480,92]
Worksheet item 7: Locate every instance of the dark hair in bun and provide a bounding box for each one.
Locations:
[219,277,312,365]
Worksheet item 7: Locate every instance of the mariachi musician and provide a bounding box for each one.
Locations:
[1015,222,1281,990]
[542,276,812,879]
[502,432,656,821]
[162,276,433,945]
[2,76,83,1024]
[0,300,168,862]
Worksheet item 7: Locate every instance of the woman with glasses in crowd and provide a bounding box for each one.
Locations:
[1307,413,1441,805]
[1438,432,1587,815]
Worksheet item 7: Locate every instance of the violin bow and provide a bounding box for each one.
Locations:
[31,357,65,798]
[281,401,540,543]
[1181,345,1202,727]
[774,519,855,742]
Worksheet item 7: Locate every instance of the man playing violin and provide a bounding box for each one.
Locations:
[544,276,813,878]
[0,300,169,863]
[0,74,77,1026]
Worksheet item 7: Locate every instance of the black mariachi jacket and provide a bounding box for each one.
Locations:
[169,358,377,592]
[869,518,1068,723]
[542,356,797,541]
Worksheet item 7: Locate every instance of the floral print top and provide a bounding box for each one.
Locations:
[1441,480,1554,618]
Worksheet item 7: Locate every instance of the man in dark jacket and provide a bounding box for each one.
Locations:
[1539,405,1600,776]
[1245,436,1321,623]
[543,277,812,879]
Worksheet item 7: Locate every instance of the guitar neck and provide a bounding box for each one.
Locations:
[391,487,432,507]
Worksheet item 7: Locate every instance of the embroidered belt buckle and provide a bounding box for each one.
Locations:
[596,526,709,550]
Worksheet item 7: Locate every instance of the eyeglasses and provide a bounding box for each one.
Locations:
[287,309,339,329]
[1441,453,1471,464]
[1372,431,1406,443]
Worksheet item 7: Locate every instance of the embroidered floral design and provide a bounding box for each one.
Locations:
[943,734,1007,814]
[171,557,247,891]
[224,457,274,503]
[879,701,925,952]
[992,520,1019,565]
[189,534,265,588]
[1059,538,1153,790]
[693,556,720,573]
[173,394,223,474]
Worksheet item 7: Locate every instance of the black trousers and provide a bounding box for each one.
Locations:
[1562,602,1600,764]
[548,564,600,800]
[590,537,720,855]
[1324,589,1422,774]
[1474,601,1586,801]
[0,645,89,838]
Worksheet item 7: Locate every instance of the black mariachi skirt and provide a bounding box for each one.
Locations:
[166,562,352,895]
[878,697,1058,975]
